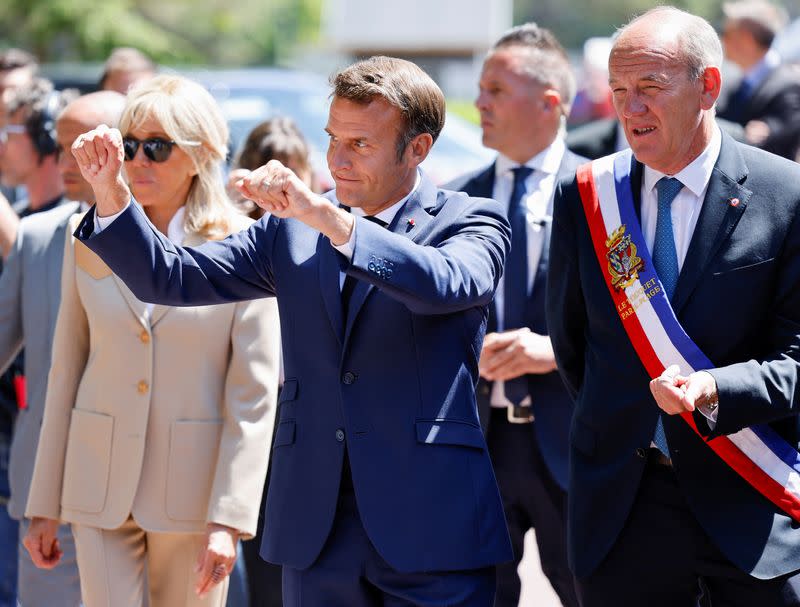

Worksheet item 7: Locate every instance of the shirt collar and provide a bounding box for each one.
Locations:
[643,125,722,198]
[167,206,187,245]
[348,170,421,225]
[495,137,565,178]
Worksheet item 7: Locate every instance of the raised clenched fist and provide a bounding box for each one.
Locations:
[70,124,132,216]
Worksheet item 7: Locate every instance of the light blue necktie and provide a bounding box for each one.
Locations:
[651,177,683,455]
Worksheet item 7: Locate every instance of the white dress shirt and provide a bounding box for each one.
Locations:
[490,138,565,409]
[641,126,721,271]
[641,126,722,426]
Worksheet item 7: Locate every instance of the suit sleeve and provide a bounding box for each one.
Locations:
[26,217,90,520]
[205,295,280,538]
[546,180,587,401]
[344,195,510,315]
[0,222,24,377]
[74,204,277,307]
[707,200,800,436]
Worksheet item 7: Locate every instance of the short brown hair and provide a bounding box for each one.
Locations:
[492,23,576,113]
[331,56,445,160]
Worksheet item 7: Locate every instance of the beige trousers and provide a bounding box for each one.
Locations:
[72,516,228,607]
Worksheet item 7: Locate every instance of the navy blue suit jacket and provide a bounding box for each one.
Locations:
[445,149,586,490]
[547,134,800,579]
[75,174,514,573]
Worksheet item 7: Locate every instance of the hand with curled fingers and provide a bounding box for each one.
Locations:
[194,522,240,599]
[235,159,322,220]
[70,124,132,217]
[22,517,63,570]
[479,328,557,381]
[649,365,717,415]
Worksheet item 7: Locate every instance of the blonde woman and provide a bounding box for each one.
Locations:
[23,75,280,607]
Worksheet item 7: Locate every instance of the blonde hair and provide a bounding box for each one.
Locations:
[119,74,234,240]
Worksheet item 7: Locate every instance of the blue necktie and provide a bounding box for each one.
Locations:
[651,176,683,455]
[503,166,534,405]
[725,79,754,124]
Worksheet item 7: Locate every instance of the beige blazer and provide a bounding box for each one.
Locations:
[26,212,280,538]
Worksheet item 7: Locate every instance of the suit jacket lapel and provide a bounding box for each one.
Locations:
[343,174,438,342]
[149,230,205,327]
[112,275,150,329]
[464,164,496,200]
[672,136,750,314]
[319,233,345,345]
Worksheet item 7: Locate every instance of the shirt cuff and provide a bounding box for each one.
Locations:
[93,202,130,233]
[697,402,719,429]
[331,218,356,260]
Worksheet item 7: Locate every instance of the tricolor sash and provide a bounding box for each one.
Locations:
[576,150,800,523]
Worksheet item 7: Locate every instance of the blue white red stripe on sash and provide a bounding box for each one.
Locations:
[576,150,800,522]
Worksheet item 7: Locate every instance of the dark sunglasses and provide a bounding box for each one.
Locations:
[122,136,200,163]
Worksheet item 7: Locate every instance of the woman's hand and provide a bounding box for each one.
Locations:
[70,124,131,217]
[194,522,240,598]
[22,517,62,569]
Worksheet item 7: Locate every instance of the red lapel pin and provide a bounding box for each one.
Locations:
[728,197,740,207]
[407,218,415,227]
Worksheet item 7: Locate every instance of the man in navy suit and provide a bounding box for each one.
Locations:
[717,0,800,160]
[68,57,513,606]
[446,23,582,607]
[548,7,800,606]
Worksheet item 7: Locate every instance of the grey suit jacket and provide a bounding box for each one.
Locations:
[0,202,80,519]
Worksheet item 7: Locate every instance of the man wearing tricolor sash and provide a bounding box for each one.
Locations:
[547,6,800,606]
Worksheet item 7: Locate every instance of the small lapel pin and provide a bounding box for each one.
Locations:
[728,197,740,207]
[407,218,415,228]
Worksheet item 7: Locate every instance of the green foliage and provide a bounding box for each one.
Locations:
[447,99,480,126]
[515,0,730,48]
[0,0,323,65]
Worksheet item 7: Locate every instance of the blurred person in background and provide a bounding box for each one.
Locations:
[717,0,800,159]
[228,116,314,220]
[0,89,126,607]
[23,74,280,607]
[0,79,71,607]
[446,22,583,607]
[98,47,156,95]
[228,115,314,607]
[0,78,71,217]
[0,48,38,208]
[567,37,615,127]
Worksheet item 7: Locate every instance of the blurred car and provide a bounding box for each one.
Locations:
[42,64,493,188]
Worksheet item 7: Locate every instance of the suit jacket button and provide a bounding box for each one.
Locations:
[140,330,150,344]
[342,372,356,385]
[335,428,345,442]
[635,447,647,459]
[137,380,149,394]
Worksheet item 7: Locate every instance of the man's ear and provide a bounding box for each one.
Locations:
[700,66,722,110]
[404,132,434,167]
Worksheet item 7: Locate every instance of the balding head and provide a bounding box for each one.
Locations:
[608,6,722,175]
[613,7,723,82]
[56,91,126,203]
[58,90,126,130]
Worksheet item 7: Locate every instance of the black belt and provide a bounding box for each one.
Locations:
[490,405,534,424]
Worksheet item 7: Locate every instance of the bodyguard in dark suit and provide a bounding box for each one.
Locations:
[548,7,800,606]
[67,56,513,606]
[446,23,581,607]
[717,0,800,159]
